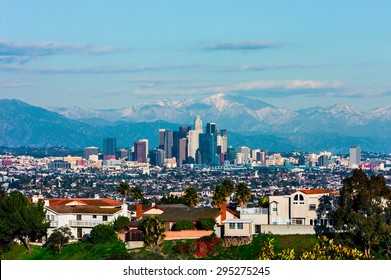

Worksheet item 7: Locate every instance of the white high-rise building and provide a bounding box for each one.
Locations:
[350,146,361,166]
[187,130,200,162]
[237,146,251,161]
[194,115,203,133]
[220,136,228,154]
[251,149,260,161]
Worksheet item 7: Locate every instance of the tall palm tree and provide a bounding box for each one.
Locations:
[183,186,199,208]
[235,182,250,208]
[116,181,130,202]
[212,184,227,208]
[130,186,143,203]
[140,215,166,249]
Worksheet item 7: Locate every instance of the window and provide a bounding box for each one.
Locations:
[229,223,235,229]
[309,204,316,211]
[272,218,277,225]
[255,225,261,233]
[272,204,277,211]
[310,219,314,226]
[103,215,108,221]
[237,223,244,229]
[76,215,82,221]
[293,194,305,205]
[292,218,303,225]
[92,215,97,219]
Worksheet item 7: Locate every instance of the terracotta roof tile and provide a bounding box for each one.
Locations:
[47,205,122,214]
[46,198,123,207]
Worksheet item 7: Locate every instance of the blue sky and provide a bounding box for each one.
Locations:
[0,0,390,110]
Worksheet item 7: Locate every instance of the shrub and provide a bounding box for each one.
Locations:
[172,219,194,231]
[90,224,118,244]
[112,216,130,232]
[196,218,216,230]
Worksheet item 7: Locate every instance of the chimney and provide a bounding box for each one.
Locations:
[136,204,143,219]
[220,203,227,225]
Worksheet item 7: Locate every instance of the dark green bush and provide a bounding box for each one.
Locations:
[173,219,194,231]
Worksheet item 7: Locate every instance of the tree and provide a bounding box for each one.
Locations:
[45,226,73,254]
[212,179,235,207]
[172,219,194,231]
[90,224,119,244]
[196,218,217,231]
[130,186,143,202]
[221,179,235,199]
[235,182,250,208]
[0,191,49,251]
[183,186,199,208]
[112,216,131,232]
[258,196,269,208]
[117,181,130,202]
[333,169,391,256]
[140,215,166,250]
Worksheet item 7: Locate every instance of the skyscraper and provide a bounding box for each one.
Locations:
[194,115,203,133]
[187,129,200,163]
[84,146,99,160]
[198,133,215,165]
[350,146,361,166]
[134,139,148,163]
[173,130,187,166]
[206,122,216,134]
[103,138,116,156]
[163,130,173,158]
[150,149,165,166]
[158,129,166,150]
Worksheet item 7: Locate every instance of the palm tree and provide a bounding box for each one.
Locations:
[130,186,143,203]
[212,184,227,208]
[235,182,250,208]
[183,186,199,208]
[140,215,166,249]
[116,181,130,202]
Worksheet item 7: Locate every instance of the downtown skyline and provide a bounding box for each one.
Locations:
[0,1,391,111]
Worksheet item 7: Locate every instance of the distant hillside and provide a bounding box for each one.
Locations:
[2,98,391,152]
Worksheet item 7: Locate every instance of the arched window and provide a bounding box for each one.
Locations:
[293,194,305,204]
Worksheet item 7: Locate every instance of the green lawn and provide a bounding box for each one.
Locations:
[1,234,319,260]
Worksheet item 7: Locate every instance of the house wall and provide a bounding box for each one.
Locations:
[269,195,290,224]
[260,225,316,235]
[224,222,252,237]
[215,210,237,225]
[143,208,164,215]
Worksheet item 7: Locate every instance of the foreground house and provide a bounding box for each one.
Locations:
[37,195,128,239]
[225,189,333,237]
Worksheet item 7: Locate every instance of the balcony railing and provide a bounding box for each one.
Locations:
[240,208,269,215]
[49,221,58,227]
[68,220,109,227]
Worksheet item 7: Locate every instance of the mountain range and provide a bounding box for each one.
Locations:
[1,94,391,153]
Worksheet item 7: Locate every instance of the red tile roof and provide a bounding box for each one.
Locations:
[47,205,122,214]
[295,190,330,195]
[46,198,124,206]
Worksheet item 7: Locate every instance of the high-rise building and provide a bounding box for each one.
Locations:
[318,155,329,167]
[237,146,251,162]
[252,149,260,161]
[84,146,99,160]
[150,149,165,166]
[173,131,187,166]
[206,123,216,134]
[103,138,116,156]
[198,133,215,165]
[116,148,129,160]
[163,130,173,158]
[179,126,191,132]
[194,115,203,133]
[187,130,200,163]
[350,146,361,166]
[134,140,148,163]
[158,129,166,150]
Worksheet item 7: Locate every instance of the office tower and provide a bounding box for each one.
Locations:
[103,138,116,156]
[237,146,251,161]
[173,131,187,166]
[158,129,166,149]
[226,147,236,164]
[134,140,148,163]
[187,130,200,163]
[219,129,227,137]
[318,155,329,167]
[252,149,260,161]
[163,130,173,158]
[206,122,216,134]
[220,136,228,154]
[150,149,165,166]
[194,115,203,133]
[198,133,215,165]
[257,151,266,165]
[84,146,99,160]
[350,146,361,166]
[116,148,129,160]
[236,153,244,165]
[179,126,191,132]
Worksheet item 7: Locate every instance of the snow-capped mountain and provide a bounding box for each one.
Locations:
[47,93,391,137]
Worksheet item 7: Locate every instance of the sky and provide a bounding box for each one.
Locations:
[0,0,391,111]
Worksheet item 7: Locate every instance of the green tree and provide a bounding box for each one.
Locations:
[117,181,130,202]
[140,215,166,250]
[0,191,49,251]
[212,185,227,208]
[172,219,194,231]
[45,226,73,254]
[258,196,270,208]
[333,169,391,256]
[221,179,235,198]
[235,182,251,208]
[183,186,199,208]
[196,217,217,231]
[112,216,131,232]
[130,186,143,203]
[90,224,119,244]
